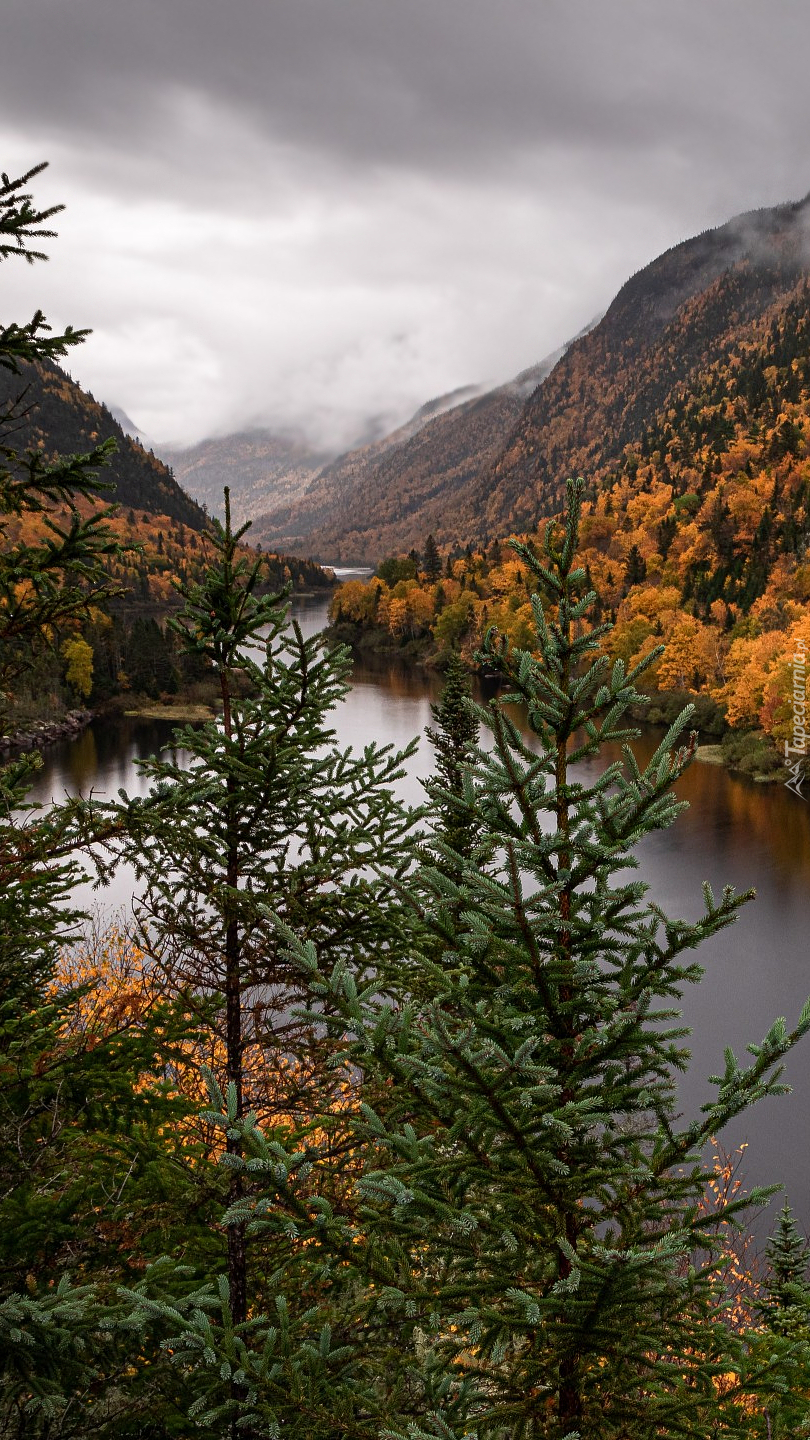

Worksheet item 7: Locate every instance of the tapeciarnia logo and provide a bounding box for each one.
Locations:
[784,636,807,798]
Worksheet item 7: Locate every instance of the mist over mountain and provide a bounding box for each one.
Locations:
[249,194,810,562]
[153,382,499,533]
[158,429,335,528]
[246,342,580,562]
[126,306,604,560]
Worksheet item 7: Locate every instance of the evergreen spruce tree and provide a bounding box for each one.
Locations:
[276,477,810,1438]
[750,1204,810,1436]
[421,533,442,582]
[622,541,647,590]
[116,494,418,1432]
[124,615,180,697]
[0,163,216,1439]
[762,1202,810,1332]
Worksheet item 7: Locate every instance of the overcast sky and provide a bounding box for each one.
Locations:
[4,0,810,449]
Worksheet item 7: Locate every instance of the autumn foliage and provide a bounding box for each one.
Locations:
[333,294,810,765]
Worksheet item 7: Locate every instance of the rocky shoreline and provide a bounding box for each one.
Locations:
[0,708,95,757]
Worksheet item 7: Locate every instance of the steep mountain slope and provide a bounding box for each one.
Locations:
[332,250,810,761]
[252,388,524,562]
[108,405,158,452]
[0,360,208,530]
[256,197,810,564]
[250,347,570,562]
[478,196,810,532]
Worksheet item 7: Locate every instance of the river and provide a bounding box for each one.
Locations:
[25,590,810,1240]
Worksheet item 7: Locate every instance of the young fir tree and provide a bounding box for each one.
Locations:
[0,164,208,1438]
[271,477,810,1438]
[0,167,123,714]
[0,167,121,1398]
[748,1202,810,1437]
[762,1202,810,1333]
[116,495,418,1431]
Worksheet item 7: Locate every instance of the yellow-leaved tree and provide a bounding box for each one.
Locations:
[61,635,94,699]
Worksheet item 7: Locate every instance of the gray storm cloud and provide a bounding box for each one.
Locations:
[3,0,810,445]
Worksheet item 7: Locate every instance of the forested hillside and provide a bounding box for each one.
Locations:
[0,353,335,601]
[330,202,810,768]
[479,195,810,534]
[0,358,209,529]
[0,357,332,600]
[259,196,810,564]
[0,354,331,726]
[333,284,810,756]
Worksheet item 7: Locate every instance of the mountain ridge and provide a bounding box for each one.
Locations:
[248,341,579,561]
[0,360,209,531]
[479,194,810,534]
[254,195,810,562]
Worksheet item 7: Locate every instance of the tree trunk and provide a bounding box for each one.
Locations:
[225,905,247,1327]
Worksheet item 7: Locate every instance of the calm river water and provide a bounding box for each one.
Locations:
[26,591,810,1239]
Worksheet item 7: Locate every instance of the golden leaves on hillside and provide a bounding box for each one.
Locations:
[338,304,810,759]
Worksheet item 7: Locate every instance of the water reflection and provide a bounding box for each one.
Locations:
[22,591,810,1236]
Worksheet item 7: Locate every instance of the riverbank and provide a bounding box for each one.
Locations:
[695,742,784,782]
[0,708,95,757]
[325,619,434,668]
[3,608,796,791]
[1,685,221,757]
[326,620,799,785]
[694,730,793,784]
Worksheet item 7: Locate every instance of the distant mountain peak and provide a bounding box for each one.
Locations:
[159,427,335,528]
[108,404,157,453]
[247,191,810,561]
